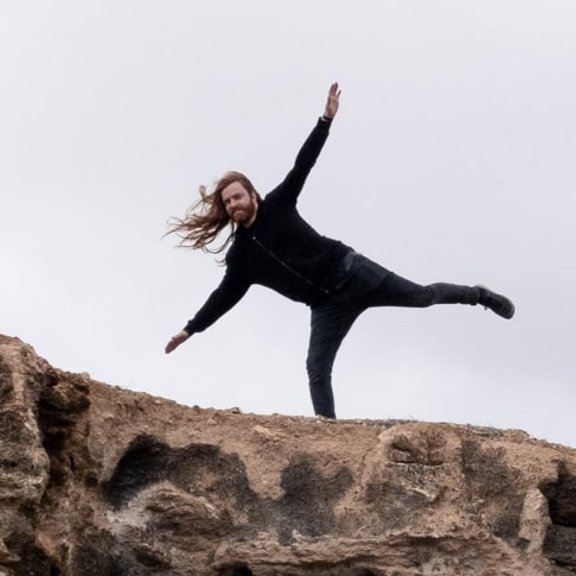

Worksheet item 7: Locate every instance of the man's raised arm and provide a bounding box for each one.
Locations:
[322,81,341,121]
[268,83,342,205]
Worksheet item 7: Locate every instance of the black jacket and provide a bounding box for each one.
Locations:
[184,117,351,335]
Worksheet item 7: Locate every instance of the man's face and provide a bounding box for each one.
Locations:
[221,182,258,227]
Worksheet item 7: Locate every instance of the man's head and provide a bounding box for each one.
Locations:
[216,172,260,228]
[167,171,260,253]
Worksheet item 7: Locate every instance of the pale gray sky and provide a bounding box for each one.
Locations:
[2,1,575,446]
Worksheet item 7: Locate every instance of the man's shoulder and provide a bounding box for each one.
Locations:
[260,188,299,215]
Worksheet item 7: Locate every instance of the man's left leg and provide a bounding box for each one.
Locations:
[306,300,363,419]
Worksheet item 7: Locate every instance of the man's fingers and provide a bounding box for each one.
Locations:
[165,331,189,354]
[165,337,179,354]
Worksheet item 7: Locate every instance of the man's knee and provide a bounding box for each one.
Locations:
[420,285,438,307]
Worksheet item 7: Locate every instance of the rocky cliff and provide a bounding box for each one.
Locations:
[1,334,575,576]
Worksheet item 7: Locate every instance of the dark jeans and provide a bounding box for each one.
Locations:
[306,252,481,418]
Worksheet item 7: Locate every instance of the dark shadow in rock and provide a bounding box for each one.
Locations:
[12,541,60,576]
[461,440,524,542]
[72,529,168,576]
[102,436,169,507]
[102,435,258,515]
[276,456,353,545]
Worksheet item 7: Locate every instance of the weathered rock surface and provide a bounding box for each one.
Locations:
[1,334,576,576]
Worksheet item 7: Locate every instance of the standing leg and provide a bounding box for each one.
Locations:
[306,300,363,419]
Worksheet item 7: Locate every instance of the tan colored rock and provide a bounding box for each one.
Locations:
[1,334,576,575]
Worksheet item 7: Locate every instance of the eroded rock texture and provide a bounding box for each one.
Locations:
[1,334,576,575]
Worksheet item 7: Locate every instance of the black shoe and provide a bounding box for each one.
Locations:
[476,285,515,319]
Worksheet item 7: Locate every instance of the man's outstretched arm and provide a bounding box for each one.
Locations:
[164,266,250,354]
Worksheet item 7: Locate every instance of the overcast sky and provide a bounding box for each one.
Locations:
[2,1,575,447]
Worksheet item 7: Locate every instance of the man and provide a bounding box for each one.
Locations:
[165,83,515,419]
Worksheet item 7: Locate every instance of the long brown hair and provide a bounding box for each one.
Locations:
[166,171,259,253]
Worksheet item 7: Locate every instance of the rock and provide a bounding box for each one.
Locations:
[1,334,576,575]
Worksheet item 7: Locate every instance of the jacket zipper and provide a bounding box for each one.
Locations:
[252,235,330,295]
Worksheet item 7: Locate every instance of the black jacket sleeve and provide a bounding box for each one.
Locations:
[266,117,332,206]
[183,262,250,335]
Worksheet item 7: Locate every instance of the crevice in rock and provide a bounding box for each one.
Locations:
[36,376,91,490]
[34,375,94,574]
[215,565,254,576]
[541,462,576,571]
[542,462,576,528]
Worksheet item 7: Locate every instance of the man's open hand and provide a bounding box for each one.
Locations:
[165,330,190,354]
[323,82,341,119]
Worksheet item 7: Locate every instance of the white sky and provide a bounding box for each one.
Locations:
[2,1,575,447]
